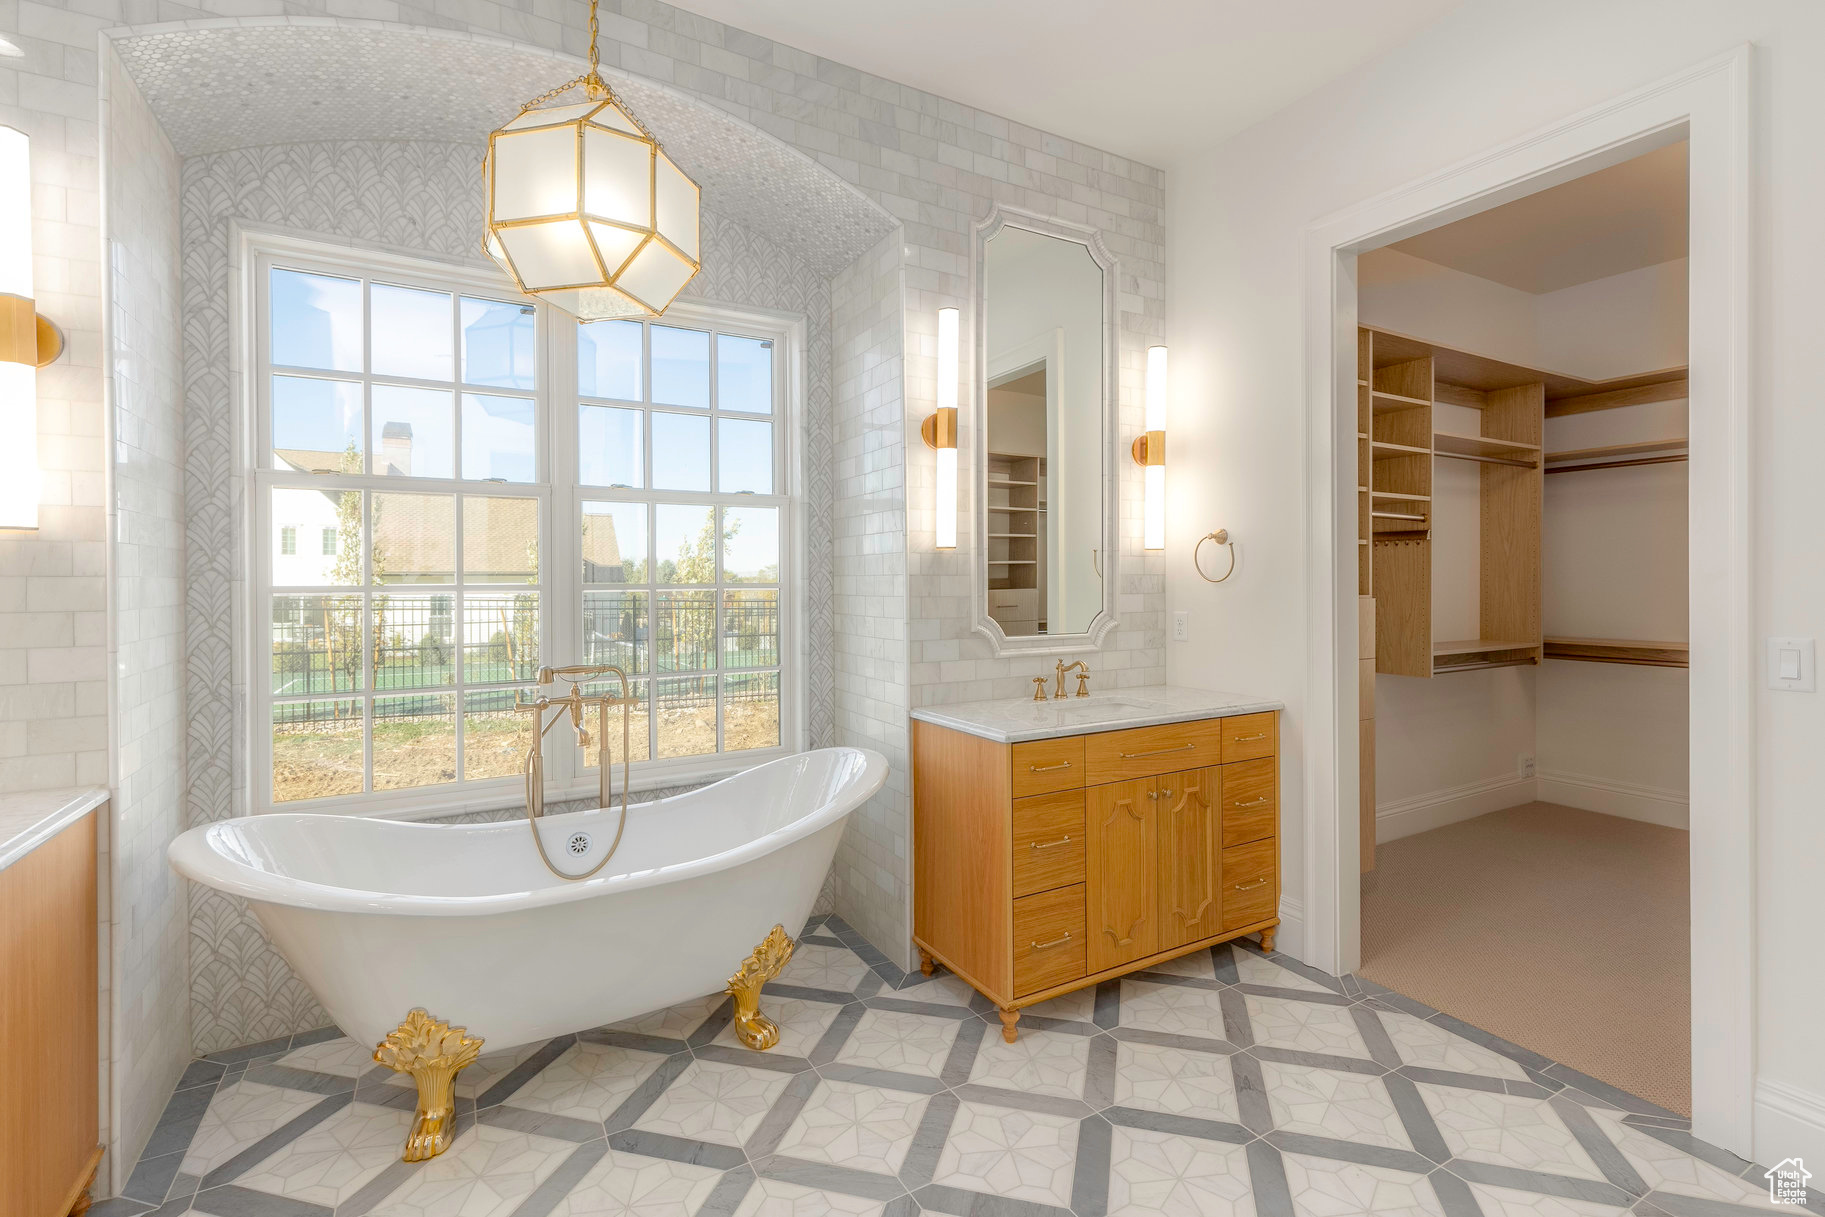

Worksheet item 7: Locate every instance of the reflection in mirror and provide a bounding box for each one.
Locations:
[983,226,1105,637]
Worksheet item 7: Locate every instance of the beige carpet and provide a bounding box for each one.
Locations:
[1360,802,1690,1114]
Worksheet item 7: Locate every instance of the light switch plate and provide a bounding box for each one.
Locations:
[1767,637,1816,691]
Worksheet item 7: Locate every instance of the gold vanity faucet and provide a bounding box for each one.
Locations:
[1054,660,1091,699]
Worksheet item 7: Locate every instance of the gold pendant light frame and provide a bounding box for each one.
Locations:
[481,0,701,320]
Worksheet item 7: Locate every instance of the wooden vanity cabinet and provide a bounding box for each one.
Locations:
[913,710,1279,1041]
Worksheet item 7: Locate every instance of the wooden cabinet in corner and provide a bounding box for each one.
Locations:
[910,692,1281,1043]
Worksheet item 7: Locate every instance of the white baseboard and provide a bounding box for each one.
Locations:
[1273,898,1303,960]
[1376,774,1538,842]
[1536,769,1688,829]
[1756,1076,1825,1172]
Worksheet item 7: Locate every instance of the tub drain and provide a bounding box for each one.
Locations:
[567,831,591,856]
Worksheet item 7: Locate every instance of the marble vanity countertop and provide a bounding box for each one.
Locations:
[0,786,109,873]
[910,685,1283,744]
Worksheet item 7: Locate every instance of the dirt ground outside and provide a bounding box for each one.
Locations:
[273,697,780,803]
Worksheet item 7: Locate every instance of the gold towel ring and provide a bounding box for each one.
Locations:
[1194,529,1236,583]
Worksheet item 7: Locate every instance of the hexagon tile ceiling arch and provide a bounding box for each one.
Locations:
[481,0,701,321]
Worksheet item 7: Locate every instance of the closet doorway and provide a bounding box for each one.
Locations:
[1349,144,1692,1111]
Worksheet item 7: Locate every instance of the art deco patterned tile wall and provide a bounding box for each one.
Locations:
[178,138,838,1055]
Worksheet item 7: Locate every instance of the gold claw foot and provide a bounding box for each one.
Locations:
[726,924,796,1050]
[373,1008,483,1162]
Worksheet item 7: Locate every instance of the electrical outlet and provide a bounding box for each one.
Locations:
[1173,611,1189,642]
[1518,753,1536,779]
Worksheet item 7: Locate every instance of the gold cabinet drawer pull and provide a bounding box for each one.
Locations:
[1231,732,1268,742]
[1119,743,1195,759]
[1232,796,1270,808]
[1030,932,1073,951]
[1232,877,1269,892]
[1029,835,1073,851]
[1027,760,1073,773]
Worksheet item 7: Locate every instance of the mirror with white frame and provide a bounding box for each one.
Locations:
[973,208,1118,652]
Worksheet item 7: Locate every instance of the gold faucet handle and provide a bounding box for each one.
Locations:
[1032,676,1048,702]
[1075,673,1090,697]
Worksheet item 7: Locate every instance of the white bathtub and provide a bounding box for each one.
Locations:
[169,747,887,1053]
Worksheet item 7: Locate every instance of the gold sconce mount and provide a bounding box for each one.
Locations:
[920,406,957,450]
[0,294,62,367]
[1130,429,1165,466]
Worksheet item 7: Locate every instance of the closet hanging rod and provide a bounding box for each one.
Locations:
[1433,450,1536,469]
[1543,453,1688,475]
[1433,657,1540,674]
[1371,510,1426,522]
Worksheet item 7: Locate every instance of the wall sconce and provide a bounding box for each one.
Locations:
[1133,344,1167,550]
[0,126,55,532]
[922,306,960,549]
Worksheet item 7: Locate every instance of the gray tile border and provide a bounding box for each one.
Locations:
[199,1092,352,1190]
[693,1043,814,1073]
[332,1156,418,1217]
[1102,1106,1252,1145]
[605,1128,747,1170]
[1210,943,1241,986]
[769,982,861,1005]
[1623,1113,1693,1132]
[1010,1012,1103,1037]
[1383,1072,1452,1164]
[604,1050,697,1133]
[201,1035,295,1066]
[1425,1013,1554,1074]
[476,1034,577,1109]
[175,1059,228,1090]
[1251,1046,1384,1075]
[1107,1025,1240,1055]
[898,1090,961,1190]
[1128,971,1230,994]
[510,1139,610,1217]
[914,1183,1076,1217]
[940,1013,988,1087]
[744,1067,823,1158]
[755,1155,910,1201]
[800,934,848,948]
[477,1103,604,1143]
[818,1062,948,1094]
[688,1000,737,1048]
[1246,1138,1298,1217]
[1070,1113,1112,1217]
[1239,983,1355,1007]
[1093,978,1122,1028]
[1445,1159,1637,1206]
[866,994,984,1021]
[1624,1121,1756,1179]
[240,1061,353,1096]
[1083,1033,1119,1110]
[1399,1065,1510,1095]
[807,1000,867,1065]
[1352,1006,1405,1069]
[695,1164,758,1217]
[1428,1166,1487,1217]
[950,1082,1095,1120]
[86,1200,157,1217]
[1219,987,1255,1046]
[1352,980,1438,1020]
[884,1196,922,1217]
[121,1149,185,1206]
[1230,1048,1274,1135]
[1268,1130,1439,1174]
[1551,1094,1649,1196]
[137,1081,219,1163]
[1544,1063,1683,1120]
[287,1026,345,1050]
[188,1183,336,1217]
[1505,1081,1560,1101]
[577,1027,691,1056]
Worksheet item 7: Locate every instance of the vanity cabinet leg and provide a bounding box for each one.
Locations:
[373,1008,484,1162]
[998,1006,1021,1043]
[1259,925,1276,953]
[917,947,935,976]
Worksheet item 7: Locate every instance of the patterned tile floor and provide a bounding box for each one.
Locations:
[96,916,1822,1217]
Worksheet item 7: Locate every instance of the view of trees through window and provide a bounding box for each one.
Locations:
[258,253,789,807]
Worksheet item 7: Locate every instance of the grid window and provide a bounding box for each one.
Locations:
[253,242,797,813]
[577,319,784,765]
[260,258,547,806]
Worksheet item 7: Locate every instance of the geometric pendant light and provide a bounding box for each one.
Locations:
[482,0,701,320]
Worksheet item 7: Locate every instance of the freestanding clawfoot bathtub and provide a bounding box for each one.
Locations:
[169,746,886,1159]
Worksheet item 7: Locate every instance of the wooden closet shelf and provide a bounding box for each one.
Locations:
[989,559,1037,565]
[1543,637,1689,668]
[1433,639,1539,658]
[1370,490,1429,503]
[988,478,1038,488]
[988,532,1036,539]
[1372,440,1432,460]
[1545,438,1688,463]
[1433,432,1540,460]
[1372,389,1431,413]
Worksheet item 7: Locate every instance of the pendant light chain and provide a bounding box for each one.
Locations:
[588,0,600,78]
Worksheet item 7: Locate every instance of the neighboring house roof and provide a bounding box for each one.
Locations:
[275,448,354,475]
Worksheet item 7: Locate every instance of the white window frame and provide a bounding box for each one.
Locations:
[240,231,806,819]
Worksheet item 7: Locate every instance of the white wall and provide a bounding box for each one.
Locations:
[1358,251,1689,830]
[1164,0,1825,1166]
[100,45,190,1191]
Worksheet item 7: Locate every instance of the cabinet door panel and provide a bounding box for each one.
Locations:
[1157,767,1221,950]
[1086,778,1158,972]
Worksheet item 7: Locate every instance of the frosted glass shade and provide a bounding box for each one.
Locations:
[483,94,700,321]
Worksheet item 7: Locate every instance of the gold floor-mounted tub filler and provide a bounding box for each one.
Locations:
[372,1009,483,1162]
[726,924,797,1050]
